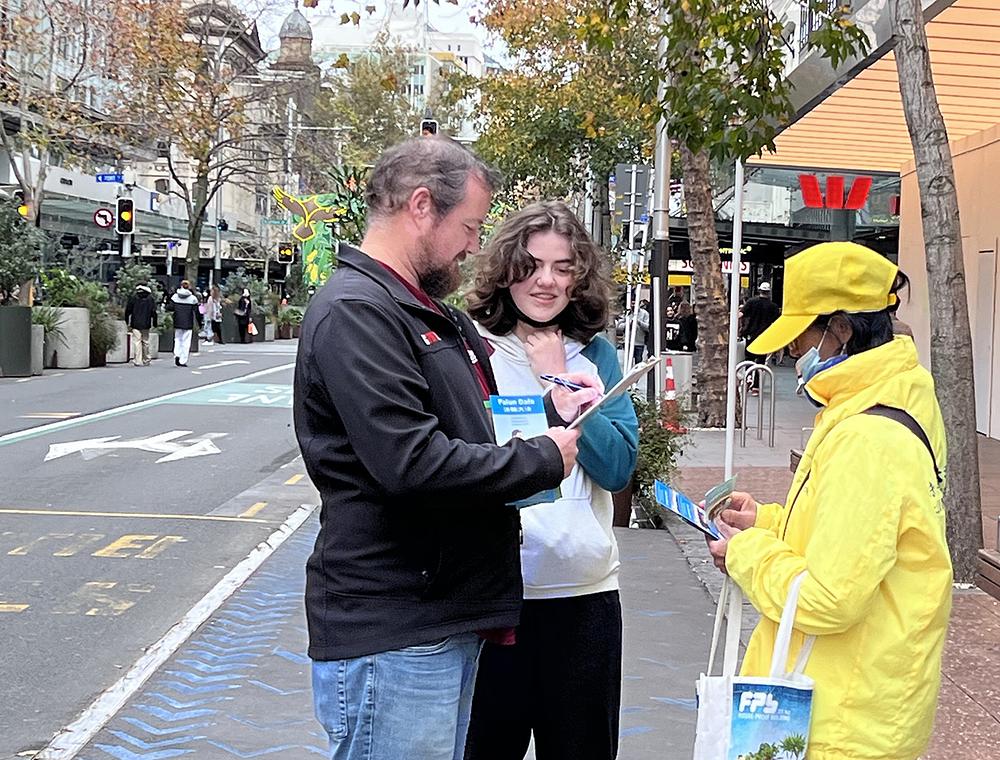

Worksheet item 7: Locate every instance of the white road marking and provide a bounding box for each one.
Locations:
[43,431,223,464]
[199,360,251,370]
[0,363,294,449]
[33,503,317,760]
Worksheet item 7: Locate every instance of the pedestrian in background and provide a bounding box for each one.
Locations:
[739,281,780,394]
[294,138,585,760]
[235,288,252,343]
[124,283,157,367]
[708,242,950,760]
[167,280,201,367]
[206,286,224,344]
[616,298,650,367]
[466,200,638,760]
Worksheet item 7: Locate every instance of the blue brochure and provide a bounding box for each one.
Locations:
[490,395,548,445]
[654,480,723,539]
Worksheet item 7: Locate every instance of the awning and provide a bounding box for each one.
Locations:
[751,0,1000,172]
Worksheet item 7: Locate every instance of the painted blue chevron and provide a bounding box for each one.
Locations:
[191,641,271,654]
[134,703,219,721]
[272,648,309,665]
[302,745,328,756]
[184,650,258,663]
[201,634,276,646]
[108,730,206,751]
[217,610,287,623]
[204,741,299,757]
[247,679,307,697]
[119,717,213,737]
[175,659,257,674]
[164,670,245,685]
[94,744,192,760]
[161,680,241,695]
[227,715,312,731]
[147,692,233,709]
[650,695,697,709]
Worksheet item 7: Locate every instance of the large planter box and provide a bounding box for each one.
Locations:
[191,329,199,354]
[252,315,266,343]
[222,306,240,344]
[106,320,129,363]
[277,323,293,340]
[31,324,43,375]
[53,307,89,369]
[148,331,159,358]
[291,324,301,339]
[264,321,275,342]
[0,305,32,377]
[157,329,174,353]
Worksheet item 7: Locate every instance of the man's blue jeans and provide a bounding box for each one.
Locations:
[312,633,484,760]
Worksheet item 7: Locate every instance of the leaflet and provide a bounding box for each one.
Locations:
[490,395,548,445]
[653,477,736,540]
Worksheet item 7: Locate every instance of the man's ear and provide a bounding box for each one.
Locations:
[830,313,854,350]
[407,187,434,222]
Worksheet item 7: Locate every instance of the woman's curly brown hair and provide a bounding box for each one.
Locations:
[467,201,612,343]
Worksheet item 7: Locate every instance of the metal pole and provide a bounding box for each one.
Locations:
[584,173,594,237]
[651,32,670,399]
[213,183,222,288]
[723,159,746,479]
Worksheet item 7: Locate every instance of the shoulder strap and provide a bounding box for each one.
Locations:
[864,405,942,485]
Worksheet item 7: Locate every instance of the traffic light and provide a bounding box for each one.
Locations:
[277,242,295,264]
[116,197,135,234]
[13,189,29,219]
[420,119,438,136]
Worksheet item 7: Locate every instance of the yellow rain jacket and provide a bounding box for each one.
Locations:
[727,337,952,760]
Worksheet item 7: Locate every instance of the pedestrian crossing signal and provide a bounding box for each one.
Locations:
[116,197,135,234]
[277,242,295,264]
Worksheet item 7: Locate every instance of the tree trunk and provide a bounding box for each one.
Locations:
[892,0,983,582]
[680,145,728,427]
[186,169,210,283]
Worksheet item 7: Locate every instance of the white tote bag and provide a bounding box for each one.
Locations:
[693,573,816,760]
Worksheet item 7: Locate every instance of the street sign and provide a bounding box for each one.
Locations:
[93,208,115,229]
[96,173,124,183]
[614,163,652,221]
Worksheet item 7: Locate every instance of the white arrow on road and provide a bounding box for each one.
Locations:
[44,430,223,463]
[198,360,251,370]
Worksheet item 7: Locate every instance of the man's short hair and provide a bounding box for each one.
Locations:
[365,137,501,221]
[180,280,191,289]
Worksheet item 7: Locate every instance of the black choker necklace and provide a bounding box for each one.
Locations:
[504,294,563,329]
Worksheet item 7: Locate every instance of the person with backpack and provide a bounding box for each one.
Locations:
[707,242,951,760]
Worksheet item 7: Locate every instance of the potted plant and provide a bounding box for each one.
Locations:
[277,306,304,340]
[157,310,174,353]
[88,311,120,367]
[41,270,91,369]
[0,197,44,376]
[32,305,62,371]
[617,392,687,528]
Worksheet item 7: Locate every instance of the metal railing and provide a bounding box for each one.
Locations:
[736,361,776,448]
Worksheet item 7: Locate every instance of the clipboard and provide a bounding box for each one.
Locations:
[567,356,660,430]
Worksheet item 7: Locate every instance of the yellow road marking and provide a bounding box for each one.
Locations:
[239,501,268,519]
[0,603,29,612]
[0,508,271,524]
[284,474,305,485]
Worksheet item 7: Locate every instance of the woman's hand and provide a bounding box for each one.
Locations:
[525,329,567,377]
[707,519,744,575]
[717,491,758,530]
[549,372,603,423]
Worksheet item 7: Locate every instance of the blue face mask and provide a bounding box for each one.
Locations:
[795,328,848,407]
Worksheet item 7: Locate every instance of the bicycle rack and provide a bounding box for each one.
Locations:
[736,361,776,448]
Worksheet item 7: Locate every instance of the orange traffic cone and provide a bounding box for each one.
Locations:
[661,358,686,432]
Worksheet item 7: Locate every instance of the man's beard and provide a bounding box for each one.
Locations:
[415,235,463,299]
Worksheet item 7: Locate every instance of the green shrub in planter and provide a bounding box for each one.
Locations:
[629,392,688,526]
[89,312,119,366]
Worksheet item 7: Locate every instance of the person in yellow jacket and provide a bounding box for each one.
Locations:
[709,242,952,760]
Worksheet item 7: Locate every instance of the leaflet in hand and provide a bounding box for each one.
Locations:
[490,395,548,445]
[653,477,736,540]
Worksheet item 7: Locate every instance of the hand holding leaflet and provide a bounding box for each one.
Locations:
[653,477,737,540]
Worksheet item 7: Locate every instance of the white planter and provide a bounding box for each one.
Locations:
[31,324,44,375]
[107,320,129,363]
[264,322,276,342]
[53,307,89,369]
[148,331,159,358]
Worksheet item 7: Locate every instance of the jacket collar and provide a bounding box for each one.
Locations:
[805,336,919,410]
[338,243,442,318]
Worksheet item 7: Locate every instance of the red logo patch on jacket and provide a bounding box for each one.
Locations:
[421,331,441,346]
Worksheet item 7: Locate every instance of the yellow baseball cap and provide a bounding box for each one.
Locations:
[748,242,899,355]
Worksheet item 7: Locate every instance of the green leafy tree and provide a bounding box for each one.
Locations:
[589,0,869,426]
[0,199,45,304]
[780,733,807,759]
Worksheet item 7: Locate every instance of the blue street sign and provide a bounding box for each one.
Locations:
[639,214,649,223]
[96,173,124,183]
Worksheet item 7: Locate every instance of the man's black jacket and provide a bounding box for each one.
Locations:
[125,291,157,331]
[294,245,564,660]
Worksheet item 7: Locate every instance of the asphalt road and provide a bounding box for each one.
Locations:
[0,341,315,758]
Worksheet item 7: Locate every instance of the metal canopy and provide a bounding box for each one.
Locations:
[752,0,998,172]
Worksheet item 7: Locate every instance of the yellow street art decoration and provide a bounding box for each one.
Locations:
[272,187,347,287]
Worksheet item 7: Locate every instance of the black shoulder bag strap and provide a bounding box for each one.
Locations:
[864,405,943,486]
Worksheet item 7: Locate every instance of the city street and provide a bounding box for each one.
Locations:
[0,342,311,758]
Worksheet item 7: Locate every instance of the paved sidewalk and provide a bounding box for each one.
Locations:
[667,364,1000,758]
[77,519,716,760]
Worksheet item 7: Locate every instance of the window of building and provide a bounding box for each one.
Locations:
[155,178,169,194]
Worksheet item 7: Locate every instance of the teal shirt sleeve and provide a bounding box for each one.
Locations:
[578,336,639,492]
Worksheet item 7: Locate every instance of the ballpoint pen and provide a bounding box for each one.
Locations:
[539,374,588,392]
